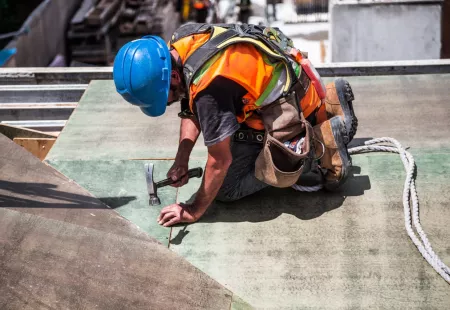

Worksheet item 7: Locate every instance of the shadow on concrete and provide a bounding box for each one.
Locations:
[348,137,374,148]
[98,196,137,209]
[186,166,371,224]
[170,225,191,245]
[0,180,136,209]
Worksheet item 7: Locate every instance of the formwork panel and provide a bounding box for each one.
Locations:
[0,134,246,309]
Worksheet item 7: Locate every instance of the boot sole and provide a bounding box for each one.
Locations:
[324,116,351,191]
[335,78,358,144]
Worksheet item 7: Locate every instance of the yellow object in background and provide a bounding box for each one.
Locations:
[182,0,190,21]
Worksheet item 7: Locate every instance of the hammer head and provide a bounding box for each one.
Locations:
[145,163,161,206]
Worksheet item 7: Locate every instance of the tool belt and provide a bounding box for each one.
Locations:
[255,82,314,188]
[233,128,265,144]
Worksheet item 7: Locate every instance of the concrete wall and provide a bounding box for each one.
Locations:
[330,1,442,62]
[13,0,82,67]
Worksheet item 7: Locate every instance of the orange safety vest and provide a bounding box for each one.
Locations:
[170,24,326,130]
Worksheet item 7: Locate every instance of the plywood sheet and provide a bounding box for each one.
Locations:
[0,133,249,309]
[13,137,56,160]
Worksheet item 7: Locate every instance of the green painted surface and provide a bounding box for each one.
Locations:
[46,159,175,245]
[231,295,254,310]
[45,75,450,309]
[170,153,450,309]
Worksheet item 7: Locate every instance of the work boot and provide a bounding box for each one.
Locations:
[309,116,351,191]
[324,78,358,144]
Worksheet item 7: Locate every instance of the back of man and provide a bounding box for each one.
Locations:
[169,23,325,131]
[169,23,325,201]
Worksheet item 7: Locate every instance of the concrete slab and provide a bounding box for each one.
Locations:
[331,74,450,150]
[47,75,450,162]
[45,74,450,308]
[45,80,207,162]
[0,133,250,309]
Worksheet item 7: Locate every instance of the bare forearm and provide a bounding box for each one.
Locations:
[176,117,200,162]
[193,157,231,218]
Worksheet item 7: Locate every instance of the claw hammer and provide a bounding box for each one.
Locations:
[145,163,203,206]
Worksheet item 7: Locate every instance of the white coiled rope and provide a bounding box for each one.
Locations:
[293,137,450,283]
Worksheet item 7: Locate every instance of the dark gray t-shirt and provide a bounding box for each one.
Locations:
[193,76,247,146]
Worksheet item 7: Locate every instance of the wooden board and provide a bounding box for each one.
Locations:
[0,124,57,140]
[0,134,250,310]
[13,137,56,161]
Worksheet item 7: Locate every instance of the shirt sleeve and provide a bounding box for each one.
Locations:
[193,76,247,146]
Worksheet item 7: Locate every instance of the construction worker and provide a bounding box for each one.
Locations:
[113,23,358,227]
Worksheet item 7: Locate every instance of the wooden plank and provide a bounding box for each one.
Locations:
[13,137,56,161]
[0,134,247,310]
[0,124,57,140]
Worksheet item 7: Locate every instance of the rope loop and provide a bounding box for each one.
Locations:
[292,137,450,283]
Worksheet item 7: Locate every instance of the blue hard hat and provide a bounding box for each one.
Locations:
[113,35,171,117]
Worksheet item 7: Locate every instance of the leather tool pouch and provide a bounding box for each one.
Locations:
[255,91,312,188]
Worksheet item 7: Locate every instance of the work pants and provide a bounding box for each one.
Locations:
[215,138,268,202]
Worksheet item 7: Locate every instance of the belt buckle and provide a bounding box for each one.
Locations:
[234,129,264,144]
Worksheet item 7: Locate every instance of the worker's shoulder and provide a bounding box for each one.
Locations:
[172,23,212,42]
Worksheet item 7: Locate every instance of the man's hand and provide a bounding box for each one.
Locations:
[167,160,189,187]
[157,203,198,227]
[161,137,232,227]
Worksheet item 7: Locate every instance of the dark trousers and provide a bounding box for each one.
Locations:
[216,140,268,202]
